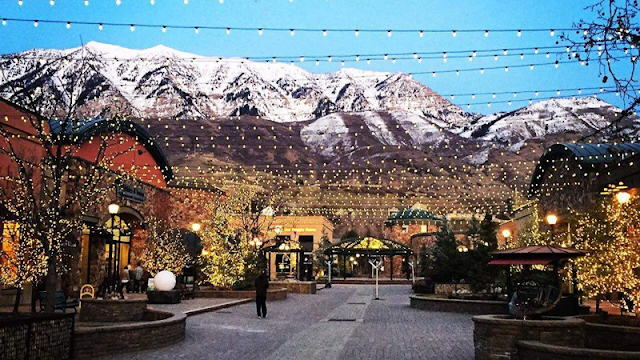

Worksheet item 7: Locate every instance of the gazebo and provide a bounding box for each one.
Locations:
[489,245,586,296]
[324,237,413,279]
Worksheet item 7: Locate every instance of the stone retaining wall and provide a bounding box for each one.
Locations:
[196,287,287,301]
[580,315,640,352]
[73,309,186,359]
[518,340,640,360]
[473,315,585,360]
[410,295,508,315]
[79,298,147,323]
[271,281,316,294]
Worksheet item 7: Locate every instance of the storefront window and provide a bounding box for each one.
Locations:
[105,216,132,274]
[276,254,290,273]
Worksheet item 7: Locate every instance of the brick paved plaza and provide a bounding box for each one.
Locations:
[102,285,474,360]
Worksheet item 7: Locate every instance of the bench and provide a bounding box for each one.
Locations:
[39,291,79,313]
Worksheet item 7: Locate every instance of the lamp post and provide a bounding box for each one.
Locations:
[107,203,120,285]
[545,213,558,243]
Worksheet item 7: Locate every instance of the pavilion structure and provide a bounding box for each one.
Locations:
[324,237,413,280]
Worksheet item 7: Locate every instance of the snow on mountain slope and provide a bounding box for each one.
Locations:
[459,97,639,143]
[0,42,472,124]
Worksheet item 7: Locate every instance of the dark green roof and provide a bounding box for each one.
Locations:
[386,208,440,223]
[529,142,640,197]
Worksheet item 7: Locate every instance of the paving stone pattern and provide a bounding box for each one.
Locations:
[100,285,474,360]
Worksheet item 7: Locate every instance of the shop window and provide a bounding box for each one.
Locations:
[1,222,18,253]
[420,225,427,233]
[276,254,291,273]
[104,216,132,273]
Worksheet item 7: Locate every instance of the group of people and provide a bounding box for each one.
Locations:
[119,262,148,293]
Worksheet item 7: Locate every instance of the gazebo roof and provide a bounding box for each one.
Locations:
[324,237,412,256]
[489,245,585,265]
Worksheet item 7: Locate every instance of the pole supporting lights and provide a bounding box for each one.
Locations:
[107,203,120,293]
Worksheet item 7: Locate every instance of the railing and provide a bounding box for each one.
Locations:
[0,312,74,360]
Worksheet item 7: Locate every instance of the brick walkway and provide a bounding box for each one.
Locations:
[101,285,474,360]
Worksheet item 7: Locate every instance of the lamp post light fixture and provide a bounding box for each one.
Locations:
[502,229,511,241]
[616,191,632,204]
[191,222,201,232]
[546,213,558,243]
[107,203,120,287]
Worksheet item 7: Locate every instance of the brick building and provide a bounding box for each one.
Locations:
[0,99,220,306]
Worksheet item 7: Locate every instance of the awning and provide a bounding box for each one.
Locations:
[488,258,553,266]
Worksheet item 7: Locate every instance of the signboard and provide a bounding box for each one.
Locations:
[116,182,145,203]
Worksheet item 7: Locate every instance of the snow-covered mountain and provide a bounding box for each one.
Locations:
[1,42,637,164]
[0,41,472,124]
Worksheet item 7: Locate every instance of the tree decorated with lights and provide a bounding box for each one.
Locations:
[0,51,137,310]
[140,217,192,277]
[516,201,549,246]
[0,222,47,312]
[572,194,640,308]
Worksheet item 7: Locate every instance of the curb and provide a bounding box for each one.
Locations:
[184,298,253,317]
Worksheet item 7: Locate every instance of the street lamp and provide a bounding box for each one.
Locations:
[546,213,558,243]
[107,204,120,285]
[191,222,201,232]
[616,191,631,204]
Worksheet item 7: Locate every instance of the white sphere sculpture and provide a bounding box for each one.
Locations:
[154,270,176,291]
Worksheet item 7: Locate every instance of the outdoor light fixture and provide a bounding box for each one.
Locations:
[616,191,631,204]
[545,214,558,225]
[502,229,511,238]
[108,203,120,215]
[191,222,201,232]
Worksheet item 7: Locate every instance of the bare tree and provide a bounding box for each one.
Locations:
[564,0,640,135]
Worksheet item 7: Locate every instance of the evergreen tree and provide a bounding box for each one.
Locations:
[431,224,463,283]
[466,213,499,292]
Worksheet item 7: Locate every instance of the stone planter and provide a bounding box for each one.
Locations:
[79,298,147,323]
[410,295,509,315]
[271,281,316,294]
[518,340,640,360]
[473,314,585,360]
[196,287,287,301]
[73,309,186,359]
[434,283,470,294]
[147,290,181,304]
[581,315,640,352]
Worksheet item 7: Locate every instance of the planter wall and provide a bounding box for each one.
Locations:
[271,281,316,294]
[196,287,287,301]
[518,340,640,360]
[410,295,509,315]
[0,312,74,360]
[473,315,585,360]
[581,315,640,352]
[79,298,147,323]
[73,309,186,359]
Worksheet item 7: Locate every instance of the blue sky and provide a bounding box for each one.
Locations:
[0,0,625,114]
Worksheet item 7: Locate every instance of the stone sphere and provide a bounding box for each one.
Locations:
[154,270,176,291]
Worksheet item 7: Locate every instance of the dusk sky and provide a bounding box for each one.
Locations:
[0,0,626,114]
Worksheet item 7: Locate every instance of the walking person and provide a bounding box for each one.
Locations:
[255,270,269,318]
[133,262,144,293]
[119,266,130,295]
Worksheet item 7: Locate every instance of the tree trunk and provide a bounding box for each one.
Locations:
[44,258,57,312]
[13,288,22,313]
[30,281,38,313]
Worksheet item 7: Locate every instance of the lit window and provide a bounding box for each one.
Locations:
[1,222,19,253]
[401,225,409,233]
[420,225,427,233]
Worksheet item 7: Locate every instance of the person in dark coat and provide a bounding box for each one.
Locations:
[255,271,269,318]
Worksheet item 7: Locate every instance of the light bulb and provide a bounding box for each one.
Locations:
[468,56,473,62]
[130,24,135,31]
[384,54,388,60]
[1,19,6,26]
[162,26,167,33]
[366,59,371,64]
[550,29,555,36]
[504,66,509,72]
[534,48,539,54]
[18,0,23,5]
[432,72,436,77]
[219,0,223,3]
[116,0,121,4]
[503,49,508,55]
[98,23,103,30]
[419,30,424,37]
[341,61,345,66]
[520,54,524,59]
[184,0,188,4]
[480,68,484,74]
[194,27,199,34]
[418,57,422,63]
[323,29,327,37]
[315,60,319,66]
[452,30,457,37]
[387,30,392,37]
[84,0,89,4]
[66,22,71,29]
[530,64,534,70]
[50,0,55,5]
[327,56,332,62]
[150,0,155,4]
[484,30,489,37]
[494,55,498,61]
[299,56,304,62]
[517,30,521,37]
[413,53,418,59]
[258,28,263,35]
[355,29,359,36]
[34,20,38,28]
[226,28,230,35]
